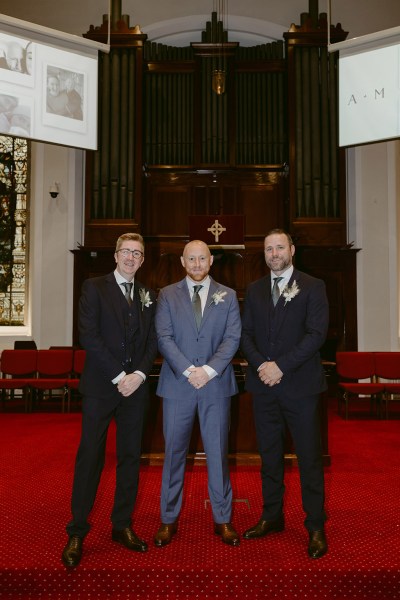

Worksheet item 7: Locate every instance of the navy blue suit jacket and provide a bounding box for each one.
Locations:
[241,269,329,399]
[78,272,157,398]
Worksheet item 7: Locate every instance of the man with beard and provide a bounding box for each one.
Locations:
[154,240,241,547]
[240,229,329,559]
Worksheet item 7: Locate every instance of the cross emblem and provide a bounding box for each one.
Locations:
[207,219,227,243]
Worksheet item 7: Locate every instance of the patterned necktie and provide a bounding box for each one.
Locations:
[192,285,203,329]
[272,277,283,307]
[122,282,133,306]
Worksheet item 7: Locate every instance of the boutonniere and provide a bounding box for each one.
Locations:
[139,288,153,311]
[210,290,227,306]
[282,280,300,305]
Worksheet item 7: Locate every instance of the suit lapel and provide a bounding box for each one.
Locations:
[177,279,198,333]
[105,273,126,331]
[200,278,218,329]
[272,270,300,331]
[132,281,143,335]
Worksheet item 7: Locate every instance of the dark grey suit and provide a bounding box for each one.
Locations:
[241,268,329,530]
[66,272,157,537]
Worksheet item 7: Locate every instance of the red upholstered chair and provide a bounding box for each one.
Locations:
[336,352,385,419]
[374,352,400,419]
[0,349,37,412]
[29,349,74,413]
[66,349,86,412]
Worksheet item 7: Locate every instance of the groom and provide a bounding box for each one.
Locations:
[154,239,241,547]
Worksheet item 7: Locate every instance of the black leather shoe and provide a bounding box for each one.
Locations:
[62,535,83,568]
[112,527,148,552]
[214,523,240,546]
[154,522,178,547]
[308,529,327,559]
[243,516,284,539]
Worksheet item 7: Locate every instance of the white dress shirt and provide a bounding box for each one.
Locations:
[184,275,217,381]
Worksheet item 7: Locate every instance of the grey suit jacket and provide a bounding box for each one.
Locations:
[156,277,241,399]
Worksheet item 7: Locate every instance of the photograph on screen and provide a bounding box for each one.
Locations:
[0,93,32,137]
[42,63,86,134]
[0,17,98,149]
[0,32,34,86]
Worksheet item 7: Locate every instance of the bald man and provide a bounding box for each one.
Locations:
[154,240,242,547]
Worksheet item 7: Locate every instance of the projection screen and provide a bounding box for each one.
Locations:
[0,14,108,150]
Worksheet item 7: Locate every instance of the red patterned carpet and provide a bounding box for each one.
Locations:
[0,402,399,599]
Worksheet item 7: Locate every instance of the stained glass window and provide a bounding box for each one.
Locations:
[0,135,29,326]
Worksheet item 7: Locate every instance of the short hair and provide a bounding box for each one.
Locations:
[265,228,294,246]
[115,232,144,253]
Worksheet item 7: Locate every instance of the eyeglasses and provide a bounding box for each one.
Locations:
[117,249,144,259]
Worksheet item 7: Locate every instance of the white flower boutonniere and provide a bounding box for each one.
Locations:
[210,290,227,306]
[282,280,300,306]
[139,288,153,311]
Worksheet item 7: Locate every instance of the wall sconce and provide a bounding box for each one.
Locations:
[49,182,60,199]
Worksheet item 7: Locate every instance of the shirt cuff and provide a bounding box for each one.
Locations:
[202,365,217,380]
[183,365,195,378]
[134,370,146,383]
[112,371,126,385]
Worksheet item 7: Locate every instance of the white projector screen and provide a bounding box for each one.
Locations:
[337,28,400,148]
[0,14,106,150]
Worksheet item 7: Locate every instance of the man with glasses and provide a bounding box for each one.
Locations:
[62,233,157,568]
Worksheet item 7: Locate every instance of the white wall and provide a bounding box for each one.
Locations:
[0,142,83,351]
[30,143,83,349]
[2,0,400,40]
[347,141,400,350]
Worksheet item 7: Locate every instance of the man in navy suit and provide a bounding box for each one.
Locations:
[62,233,157,568]
[154,240,241,547]
[240,229,329,558]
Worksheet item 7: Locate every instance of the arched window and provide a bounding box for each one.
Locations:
[0,135,29,326]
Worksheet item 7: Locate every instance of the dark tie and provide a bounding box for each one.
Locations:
[192,285,203,329]
[122,282,133,306]
[272,277,283,306]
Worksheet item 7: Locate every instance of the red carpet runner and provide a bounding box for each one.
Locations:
[0,404,399,599]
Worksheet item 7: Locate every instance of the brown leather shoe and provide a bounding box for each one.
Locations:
[214,522,240,546]
[243,516,284,539]
[154,522,178,547]
[62,535,83,568]
[308,529,327,559]
[112,527,148,552]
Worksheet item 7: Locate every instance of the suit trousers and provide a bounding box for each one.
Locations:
[252,389,326,531]
[160,393,233,525]
[66,386,147,537]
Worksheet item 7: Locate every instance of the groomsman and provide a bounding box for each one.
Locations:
[241,229,329,558]
[62,233,157,567]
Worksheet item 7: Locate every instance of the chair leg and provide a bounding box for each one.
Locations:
[62,385,68,413]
